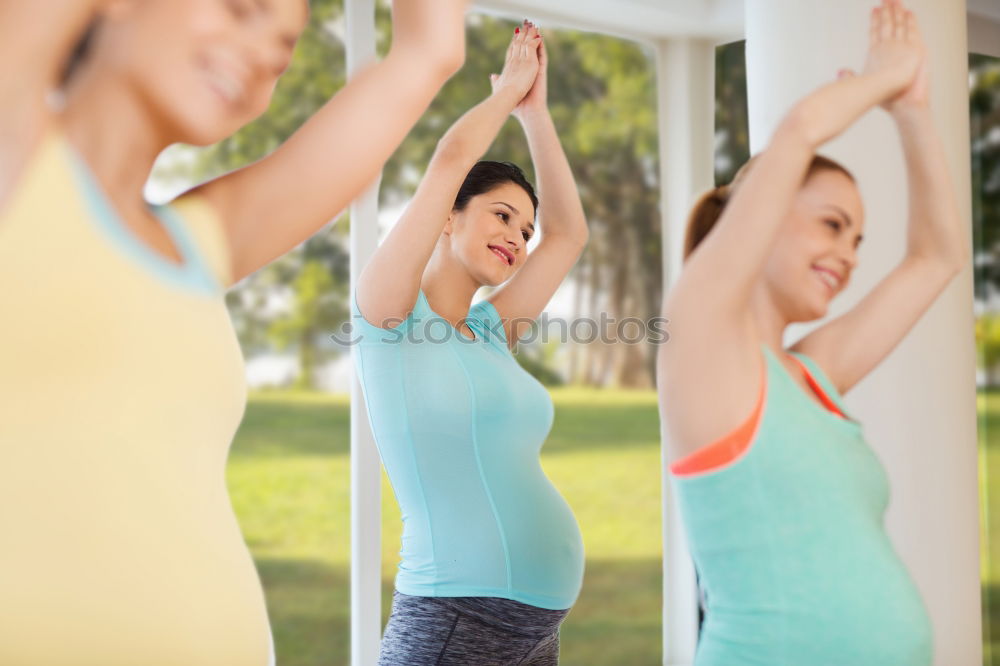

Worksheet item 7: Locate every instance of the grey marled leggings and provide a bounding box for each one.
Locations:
[378,591,571,665]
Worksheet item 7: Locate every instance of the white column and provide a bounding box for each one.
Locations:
[745,1,979,663]
[655,36,717,666]
[346,0,383,664]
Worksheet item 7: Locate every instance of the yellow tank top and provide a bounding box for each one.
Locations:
[0,132,271,665]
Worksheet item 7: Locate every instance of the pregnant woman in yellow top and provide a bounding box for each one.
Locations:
[0,1,465,664]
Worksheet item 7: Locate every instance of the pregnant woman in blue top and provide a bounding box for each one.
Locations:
[658,2,965,663]
[352,21,589,665]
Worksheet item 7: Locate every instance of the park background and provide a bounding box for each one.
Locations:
[146,2,1000,663]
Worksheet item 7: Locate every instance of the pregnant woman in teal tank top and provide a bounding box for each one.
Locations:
[353,22,589,665]
[657,1,966,664]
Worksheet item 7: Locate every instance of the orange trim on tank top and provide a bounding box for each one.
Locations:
[785,354,847,419]
[669,353,846,477]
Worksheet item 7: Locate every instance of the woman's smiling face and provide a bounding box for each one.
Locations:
[83,0,309,146]
[446,182,538,287]
[761,168,865,322]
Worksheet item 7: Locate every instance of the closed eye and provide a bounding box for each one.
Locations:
[225,0,254,20]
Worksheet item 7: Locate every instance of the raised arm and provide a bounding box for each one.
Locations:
[791,0,968,393]
[485,27,590,345]
[194,0,468,284]
[0,0,106,104]
[356,24,541,328]
[658,0,925,461]
[666,5,922,329]
[0,1,108,204]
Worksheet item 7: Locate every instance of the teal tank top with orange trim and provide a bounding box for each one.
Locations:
[668,343,932,665]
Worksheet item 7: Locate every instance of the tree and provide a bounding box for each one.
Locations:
[972,54,1000,303]
[715,41,750,186]
[971,53,1000,386]
[268,254,349,389]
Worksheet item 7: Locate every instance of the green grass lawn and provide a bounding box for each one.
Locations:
[978,389,1000,665]
[227,387,1000,665]
[227,387,663,665]
[227,391,349,665]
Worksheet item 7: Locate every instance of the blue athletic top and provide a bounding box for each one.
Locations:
[351,288,585,610]
[669,343,932,665]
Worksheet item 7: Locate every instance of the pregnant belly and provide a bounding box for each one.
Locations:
[701,549,932,666]
[0,493,270,665]
[499,480,585,605]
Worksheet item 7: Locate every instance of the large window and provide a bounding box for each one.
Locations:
[972,51,1000,666]
[714,41,749,187]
